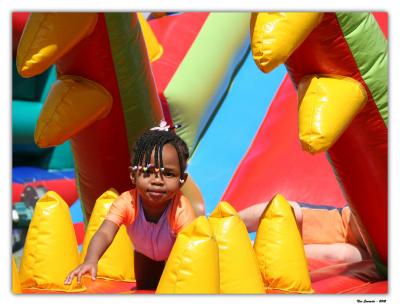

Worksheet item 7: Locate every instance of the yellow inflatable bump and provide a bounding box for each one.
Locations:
[81,189,135,282]
[34,75,113,148]
[156,216,219,294]
[12,257,22,294]
[137,12,163,62]
[209,201,265,294]
[19,191,85,292]
[251,12,323,73]
[254,194,313,293]
[16,13,98,78]
[298,75,367,153]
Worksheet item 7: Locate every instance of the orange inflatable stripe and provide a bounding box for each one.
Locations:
[22,277,138,294]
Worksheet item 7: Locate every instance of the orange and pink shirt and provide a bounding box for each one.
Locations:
[106,189,195,261]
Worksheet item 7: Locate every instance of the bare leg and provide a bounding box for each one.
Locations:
[134,250,165,290]
[238,203,268,233]
[304,243,369,263]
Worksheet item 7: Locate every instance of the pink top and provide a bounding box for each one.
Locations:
[105,189,195,261]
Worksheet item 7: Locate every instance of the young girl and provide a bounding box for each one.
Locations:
[65,121,196,290]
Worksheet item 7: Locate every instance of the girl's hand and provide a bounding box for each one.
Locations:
[64,261,98,285]
[64,220,119,285]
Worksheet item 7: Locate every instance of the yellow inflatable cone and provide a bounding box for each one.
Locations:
[254,194,313,293]
[17,13,98,77]
[209,201,265,294]
[298,75,367,153]
[19,191,85,292]
[35,75,113,148]
[81,189,135,281]
[156,216,219,294]
[12,257,21,293]
[251,12,323,73]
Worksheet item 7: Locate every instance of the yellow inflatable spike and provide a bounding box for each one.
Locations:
[209,201,265,294]
[12,257,22,294]
[81,189,135,282]
[298,75,367,153]
[19,191,85,292]
[156,216,219,294]
[181,174,206,217]
[17,13,98,78]
[137,12,163,62]
[251,12,323,73]
[254,194,313,293]
[34,75,113,148]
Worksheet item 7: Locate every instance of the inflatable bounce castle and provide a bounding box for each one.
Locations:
[12,12,387,294]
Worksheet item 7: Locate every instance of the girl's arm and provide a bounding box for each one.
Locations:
[84,220,120,262]
[65,220,119,284]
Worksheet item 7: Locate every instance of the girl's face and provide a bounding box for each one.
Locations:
[131,143,186,212]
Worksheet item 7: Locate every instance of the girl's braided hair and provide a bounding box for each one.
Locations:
[131,129,189,180]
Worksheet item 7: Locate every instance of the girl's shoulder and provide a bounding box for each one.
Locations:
[119,188,137,202]
[168,192,196,234]
[107,188,138,225]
